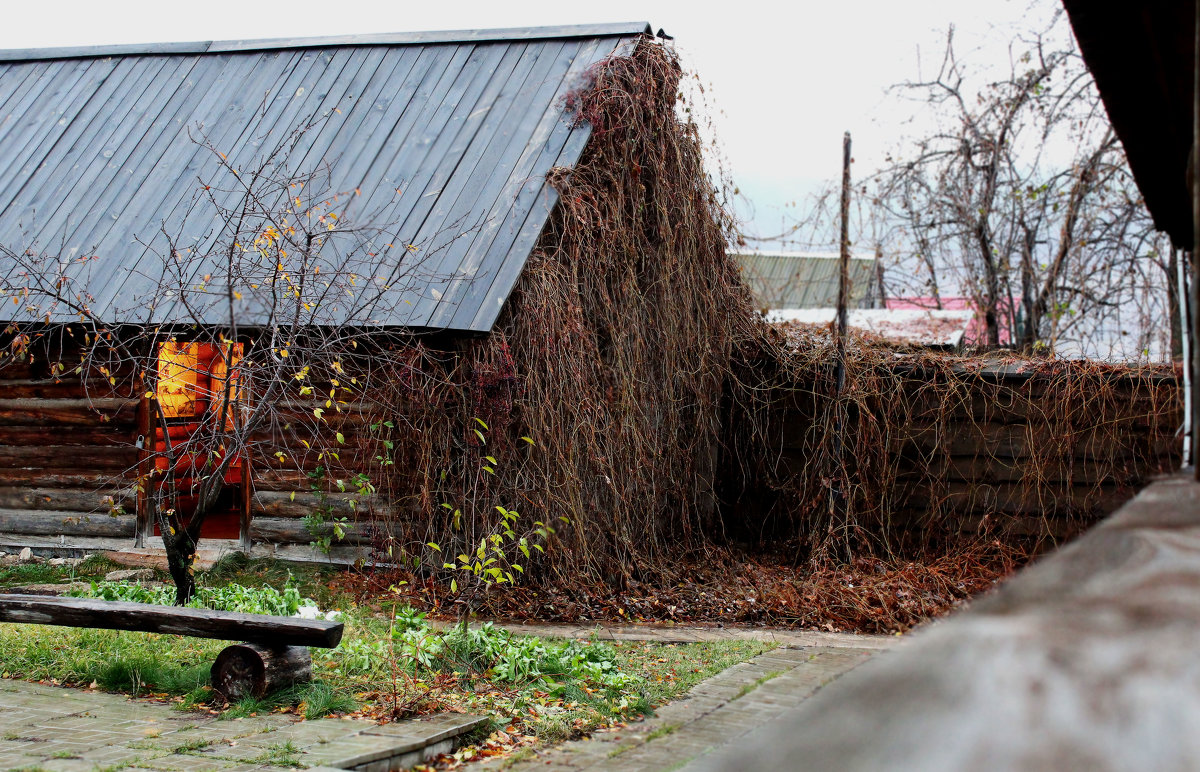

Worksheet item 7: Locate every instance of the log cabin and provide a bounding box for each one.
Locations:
[0,23,675,563]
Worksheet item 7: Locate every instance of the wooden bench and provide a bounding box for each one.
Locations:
[0,593,344,700]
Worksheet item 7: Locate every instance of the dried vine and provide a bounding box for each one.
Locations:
[327,38,1180,594]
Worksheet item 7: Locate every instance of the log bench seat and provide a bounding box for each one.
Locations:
[0,593,344,700]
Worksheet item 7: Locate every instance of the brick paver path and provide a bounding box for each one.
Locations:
[0,678,480,771]
[482,643,887,771]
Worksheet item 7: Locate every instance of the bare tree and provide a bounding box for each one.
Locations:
[872,19,1167,357]
[0,121,473,603]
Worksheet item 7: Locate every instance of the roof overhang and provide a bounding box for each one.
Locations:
[1062,1,1195,245]
[0,23,653,62]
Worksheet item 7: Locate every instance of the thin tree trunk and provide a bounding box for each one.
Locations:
[161,523,199,605]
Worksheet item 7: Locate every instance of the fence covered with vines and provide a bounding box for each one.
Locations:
[724,325,1182,562]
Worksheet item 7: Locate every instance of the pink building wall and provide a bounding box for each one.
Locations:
[886,296,1014,346]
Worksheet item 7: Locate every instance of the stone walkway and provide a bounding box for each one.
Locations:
[0,679,483,771]
[481,643,886,772]
[0,622,895,772]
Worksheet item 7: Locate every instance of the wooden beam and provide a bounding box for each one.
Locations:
[0,594,343,648]
[0,509,136,537]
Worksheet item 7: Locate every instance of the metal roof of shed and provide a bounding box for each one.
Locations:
[0,23,648,332]
[732,251,877,310]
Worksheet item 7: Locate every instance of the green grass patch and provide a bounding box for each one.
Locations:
[171,737,216,753]
[608,741,638,757]
[249,740,303,767]
[0,558,773,743]
[0,624,223,696]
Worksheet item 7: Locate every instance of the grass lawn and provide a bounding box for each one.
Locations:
[0,554,773,755]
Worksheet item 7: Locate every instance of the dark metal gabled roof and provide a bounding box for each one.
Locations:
[0,23,649,332]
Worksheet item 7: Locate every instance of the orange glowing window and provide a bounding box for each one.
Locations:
[156,341,244,425]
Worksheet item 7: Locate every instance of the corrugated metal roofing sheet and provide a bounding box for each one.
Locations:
[732,250,876,310]
[0,24,647,332]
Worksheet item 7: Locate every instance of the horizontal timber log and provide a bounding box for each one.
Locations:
[0,485,132,512]
[0,594,344,647]
[0,379,90,399]
[771,449,1170,487]
[0,469,121,488]
[0,445,138,471]
[899,481,1133,517]
[903,391,1179,426]
[0,508,136,537]
[251,490,377,519]
[893,455,1156,486]
[0,535,133,552]
[0,398,139,426]
[888,422,1176,460]
[0,426,134,447]
[775,413,1177,455]
[250,515,374,545]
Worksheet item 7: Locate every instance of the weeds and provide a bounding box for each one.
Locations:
[645,722,681,741]
[733,671,783,700]
[70,578,323,618]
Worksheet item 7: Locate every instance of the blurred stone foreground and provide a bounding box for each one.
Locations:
[687,473,1200,771]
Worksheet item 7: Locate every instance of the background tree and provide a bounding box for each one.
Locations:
[871,17,1170,357]
[744,9,1176,360]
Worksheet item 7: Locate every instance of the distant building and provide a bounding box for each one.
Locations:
[885,297,1002,347]
[734,250,974,348]
[768,307,975,348]
[731,251,879,312]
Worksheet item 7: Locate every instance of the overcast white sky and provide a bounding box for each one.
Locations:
[0,0,1051,241]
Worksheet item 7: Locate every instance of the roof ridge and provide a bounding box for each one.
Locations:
[0,22,652,63]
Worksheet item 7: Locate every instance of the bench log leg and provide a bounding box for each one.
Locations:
[212,643,311,701]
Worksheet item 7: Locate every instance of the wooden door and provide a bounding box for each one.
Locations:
[140,341,248,542]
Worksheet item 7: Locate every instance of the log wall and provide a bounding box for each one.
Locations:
[0,358,387,560]
[0,349,1183,559]
[758,360,1182,542]
[0,360,140,551]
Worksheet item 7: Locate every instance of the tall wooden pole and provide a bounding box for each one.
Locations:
[836,132,852,393]
[827,132,852,549]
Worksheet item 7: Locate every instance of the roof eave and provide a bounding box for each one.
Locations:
[0,22,652,63]
[1062,1,1194,245]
